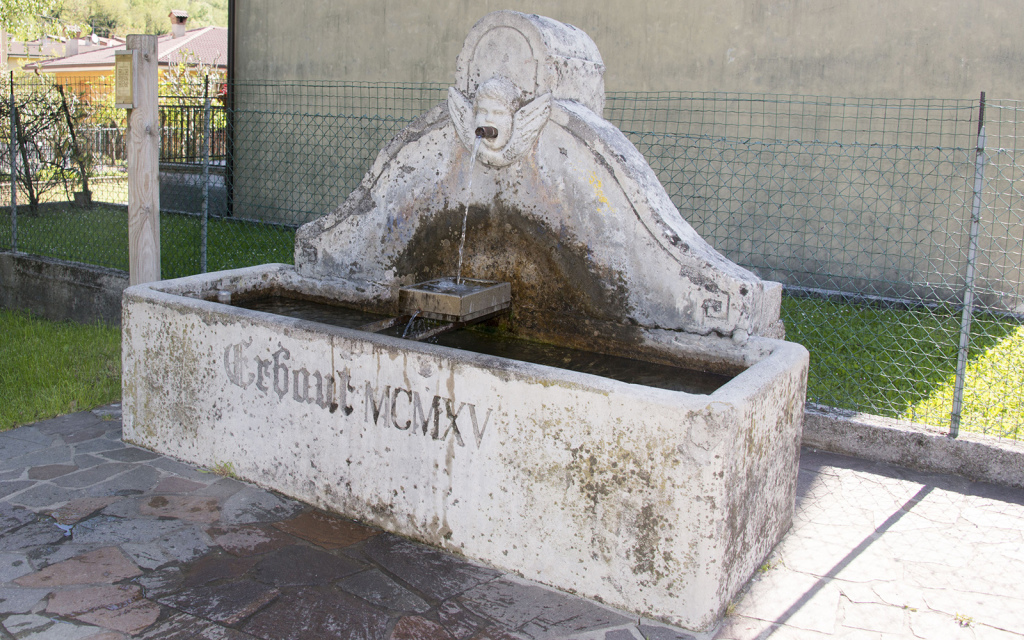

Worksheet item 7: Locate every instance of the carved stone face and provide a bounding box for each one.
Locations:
[474,94,513,151]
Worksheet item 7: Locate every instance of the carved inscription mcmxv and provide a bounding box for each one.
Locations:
[223,340,493,448]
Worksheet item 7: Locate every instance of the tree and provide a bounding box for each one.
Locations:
[160,48,223,100]
[0,0,61,40]
[1,73,92,211]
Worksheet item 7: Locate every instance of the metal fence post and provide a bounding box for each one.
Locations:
[9,71,16,252]
[950,91,987,438]
[201,76,211,273]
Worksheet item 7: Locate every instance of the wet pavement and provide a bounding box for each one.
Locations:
[1,405,1022,640]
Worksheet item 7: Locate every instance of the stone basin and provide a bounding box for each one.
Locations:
[122,263,807,631]
[123,10,811,631]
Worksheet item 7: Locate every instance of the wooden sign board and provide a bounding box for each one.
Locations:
[114,50,137,109]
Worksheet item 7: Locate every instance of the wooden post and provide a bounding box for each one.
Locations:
[126,34,160,285]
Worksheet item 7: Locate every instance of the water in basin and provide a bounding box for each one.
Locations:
[238,295,731,395]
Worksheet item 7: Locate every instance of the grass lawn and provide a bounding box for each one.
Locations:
[0,202,295,279]
[782,296,1023,439]
[0,309,122,431]
[2,203,1021,439]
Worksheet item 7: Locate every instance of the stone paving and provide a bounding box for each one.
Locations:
[1,405,1022,640]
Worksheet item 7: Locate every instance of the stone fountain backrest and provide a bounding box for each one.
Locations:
[295,11,783,359]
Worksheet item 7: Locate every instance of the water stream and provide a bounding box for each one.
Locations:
[456,136,484,285]
[402,310,420,338]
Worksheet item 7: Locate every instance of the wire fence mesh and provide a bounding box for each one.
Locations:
[2,76,1021,439]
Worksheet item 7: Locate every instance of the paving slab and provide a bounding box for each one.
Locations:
[52,496,122,525]
[133,610,257,639]
[392,615,455,640]
[27,464,79,480]
[15,546,141,587]
[0,552,33,583]
[138,495,220,523]
[32,412,105,437]
[241,585,389,640]
[337,568,431,613]
[178,553,260,589]
[152,477,207,494]
[362,534,502,602]
[1,517,68,550]
[2,613,107,640]
[158,580,280,626]
[219,486,305,525]
[272,509,380,549]
[1,444,75,472]
[46,584,160,634]
[6,481,84,509]
[72,438,125,455]
[73,453,107,469]
[52,463,136,489]
[100,448,161,463]
[2,410,1023,640]
[63,425,110,444]
[253,544,365,587]
[458,577,631,637]
[206,524,293,557]
[0,586,50,614]
[24,542,105,569]
[133,566,183,599]
[437,599,489,639]
[84,465,161,498]
[0,480,37,500]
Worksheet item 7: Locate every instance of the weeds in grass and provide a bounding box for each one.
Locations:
[0,310,121,431]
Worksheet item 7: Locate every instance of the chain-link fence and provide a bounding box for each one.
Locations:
[2,76,1021,440]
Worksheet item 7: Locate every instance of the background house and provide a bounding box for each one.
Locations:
[33,12,226,92]
[4,32,123,70]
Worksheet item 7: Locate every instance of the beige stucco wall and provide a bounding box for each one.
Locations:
[234,0,1021,98]
[228,1,1023,310]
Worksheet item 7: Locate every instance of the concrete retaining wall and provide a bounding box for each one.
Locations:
[802,403,1024,489]
[0,252,127,325]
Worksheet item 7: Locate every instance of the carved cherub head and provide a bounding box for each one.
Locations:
[473,77,521,152]
[448,76,552,168]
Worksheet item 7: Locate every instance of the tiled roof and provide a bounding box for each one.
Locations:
[9,35,124,59]
[33,27,227,72]
[160,27,227,67]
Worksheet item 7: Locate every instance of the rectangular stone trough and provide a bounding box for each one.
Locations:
[122,264,808,631]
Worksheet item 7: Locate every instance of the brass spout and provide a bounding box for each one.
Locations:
[475,125,499,139]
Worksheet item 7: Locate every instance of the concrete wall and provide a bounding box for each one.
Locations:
[228,2,1023,311]
[0,252,128,325]
[233,0,1022,98]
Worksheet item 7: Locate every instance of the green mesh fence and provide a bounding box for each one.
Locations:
[3,77,1022,439]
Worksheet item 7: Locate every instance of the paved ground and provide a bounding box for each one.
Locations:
[1,405,1022,640]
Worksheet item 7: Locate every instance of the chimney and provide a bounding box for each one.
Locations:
[169,10,189,39]
[64,27,80,57]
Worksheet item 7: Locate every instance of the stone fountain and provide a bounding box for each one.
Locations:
[122,11,808,631]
